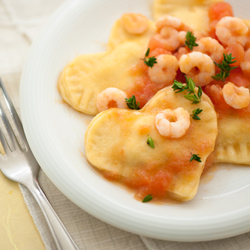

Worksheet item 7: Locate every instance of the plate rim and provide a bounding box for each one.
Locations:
[19,0,250,242]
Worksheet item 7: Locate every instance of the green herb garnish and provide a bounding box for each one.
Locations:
[142,194,153,203]
[212,53,237,81]
[172,80,187,93]
[185,31,198,51]
[147,136,155,149]
[125,95,140,110]
[191,108,203,120]
[143,48,157,68]
[172,77,202,104]
[190,154,202,162]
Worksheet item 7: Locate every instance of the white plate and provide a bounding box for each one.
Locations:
[20,0,250,242]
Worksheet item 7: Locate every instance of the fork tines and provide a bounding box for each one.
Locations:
[0,78,27,154]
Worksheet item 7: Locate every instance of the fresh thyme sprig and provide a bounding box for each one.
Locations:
[185,31,198,51]
[142,194,153,203]
[147,136,155,149]
[143,48,157,68]
[190,154,202,162]
[172,77,202,104]
[125,95,140,110]
[172,80,187,93]
[191,108,203,120]
[212,53,238,81]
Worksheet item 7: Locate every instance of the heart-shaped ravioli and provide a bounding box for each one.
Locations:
[152,0,222,32]
[204,84,250,165]
[85,86,218,201]
[215,113,250,165]
[58,15,155,115]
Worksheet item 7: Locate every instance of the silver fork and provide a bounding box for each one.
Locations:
[0,78,79,250]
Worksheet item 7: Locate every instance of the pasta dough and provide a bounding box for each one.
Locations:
[85,86,218,201]
[215,111,250,165]
[152,0,250,166]
[58,17,155,115]
[153,0,223,32]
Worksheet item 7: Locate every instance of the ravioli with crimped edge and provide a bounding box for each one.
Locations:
[130,1,250,167]
[215,113,250,165]
[205,83,250,165]
[153,0,223,32]
[58,14,155,115]
[85,86,218,201]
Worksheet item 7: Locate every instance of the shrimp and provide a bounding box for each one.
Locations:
[222,82,250,109]
[153,27,180,52]
[155,15,183,31]
[152,15,184,51]
[178,31,187,46]
[148,54,179,84]
[121,13,149,35]
[240,48,250,76]
[215,16,249,46]
[178,31,203,46]
[193,37,224,62]
[96,87,128,112]
[179,51,215,86]
[174,46,190,60]
[155,107,191,138]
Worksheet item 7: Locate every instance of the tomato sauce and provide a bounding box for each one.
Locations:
[123,169,173,199]
[126,2,242,112]
[227,68,250,88]
[224,44,244,67]
[126,74,162,108]
[208,2,234,39]
[203,17,250,118]
[111,2,250,201]
[209,2,234,21]
[126,48,173,108]
[103,152,199,200]
[204,78,250,118]
[148,36,167,51]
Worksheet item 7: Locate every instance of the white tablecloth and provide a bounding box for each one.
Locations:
[1,0,250,249]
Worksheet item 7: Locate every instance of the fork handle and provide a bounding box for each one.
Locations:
[27,179,79,250]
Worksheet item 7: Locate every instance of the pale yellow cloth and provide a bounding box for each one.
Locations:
[0,172,44,250]
[0,73,45,249]
[1,1,250,250]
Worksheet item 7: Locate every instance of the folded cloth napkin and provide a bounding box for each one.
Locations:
[2,0,250,249]
[19,170,250,250]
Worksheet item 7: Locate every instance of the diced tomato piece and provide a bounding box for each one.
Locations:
[208,20,219,39]
[126,71,173,108]
[124,169,150,189]
[123,169,173,199]
[227,68,250,88]
[204,84,230,115]
[208,79,225,88]
[209,2,233,21]
[148,170,172,197]
[148,36,166,51]
[204,84,222,106]
[126,76,155,107]
[208,2,233,40]
[148,48,171,57]
[224,43,244,66]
